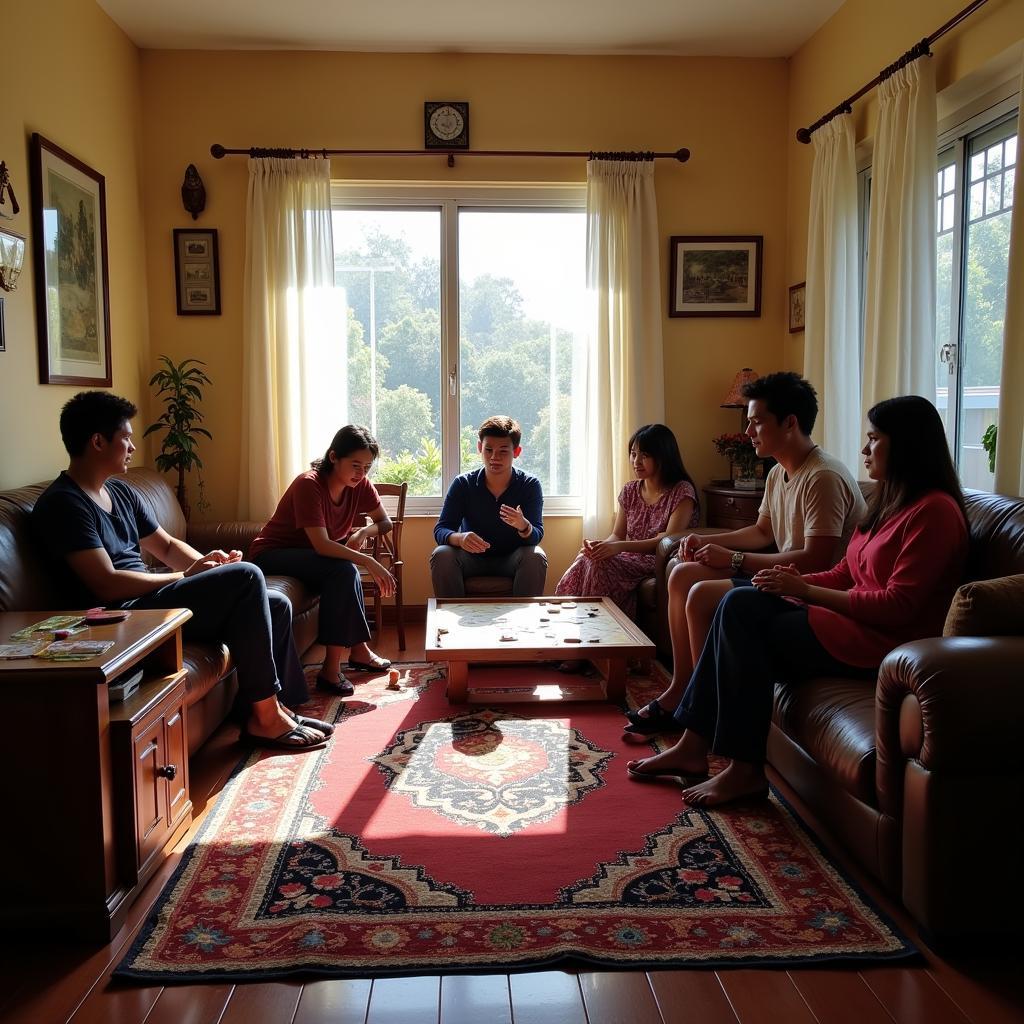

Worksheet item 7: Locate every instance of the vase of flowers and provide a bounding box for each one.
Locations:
[712,432,762,490]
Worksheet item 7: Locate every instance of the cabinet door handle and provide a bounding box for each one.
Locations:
[726,497,736,507]
[157,764,177,781]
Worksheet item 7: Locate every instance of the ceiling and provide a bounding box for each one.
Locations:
[96,0,845,59]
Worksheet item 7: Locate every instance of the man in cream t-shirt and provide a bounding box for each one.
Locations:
[625,371,865,738]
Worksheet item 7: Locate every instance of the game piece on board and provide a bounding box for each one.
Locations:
[549,607,560,614]
[438,627,449,634]
[563,602,577,608]
[564,636,582,643]
[500,633,516,642]
[539,617,549,622]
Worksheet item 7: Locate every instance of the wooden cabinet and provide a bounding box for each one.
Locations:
[0,608,192,940]
[703,485,762,530]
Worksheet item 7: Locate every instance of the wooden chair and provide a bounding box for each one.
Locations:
[358,481,408,649]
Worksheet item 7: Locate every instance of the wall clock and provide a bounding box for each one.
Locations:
[424,101,470,149]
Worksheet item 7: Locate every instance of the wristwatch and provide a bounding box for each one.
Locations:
[730,550,745,573]
[518,521,532,538]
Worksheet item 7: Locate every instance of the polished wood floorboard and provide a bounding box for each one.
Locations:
[4,626,1021,1024]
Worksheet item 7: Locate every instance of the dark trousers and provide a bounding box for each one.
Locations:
[673,586,871,764]
[121,561,308,709]
[429,544,548,598]
[252,549,371,649]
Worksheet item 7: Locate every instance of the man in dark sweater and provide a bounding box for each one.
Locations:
[31,391,332,752]
[430,415,547,597]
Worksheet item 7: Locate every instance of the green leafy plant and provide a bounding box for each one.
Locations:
[144,356,213,517]
[981,423,997,474]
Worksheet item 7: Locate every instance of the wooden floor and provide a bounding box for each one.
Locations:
[2,627,1021,1024]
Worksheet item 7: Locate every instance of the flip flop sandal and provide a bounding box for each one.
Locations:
[316,673,355,697]
[243,724,328,751]
[625,699,675,728]
[684,786,770,807]
[347,657,392,672]
[626,762,710,787]
[285,709,335,736]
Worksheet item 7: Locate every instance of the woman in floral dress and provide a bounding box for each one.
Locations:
[556,424,699,631]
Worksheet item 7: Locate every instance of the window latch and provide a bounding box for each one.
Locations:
[939,343,957,375]
[448,368,457,396]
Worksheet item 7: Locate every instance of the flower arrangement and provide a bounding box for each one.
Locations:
[713,432,759,478]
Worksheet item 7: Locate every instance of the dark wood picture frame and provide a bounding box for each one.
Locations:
[788,280,806,333]
[30,133,112,386]
[669,235,763,318]
[173,228,221,315]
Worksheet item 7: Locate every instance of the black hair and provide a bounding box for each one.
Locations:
[478,415,522,448]
[860,395,966,533]
[742,371,819,435]
[311,425,380,480]
[628,423,698,509]
[59,391,137,456]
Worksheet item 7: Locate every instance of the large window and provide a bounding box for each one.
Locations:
[330,185,587,511]
[935,102,1017,490]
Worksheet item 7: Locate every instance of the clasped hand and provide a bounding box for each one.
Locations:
[459,531,491,554]
[678,535,732,569]
[751,563,808,598]
[583,539,620,562]
[184,548,242,577]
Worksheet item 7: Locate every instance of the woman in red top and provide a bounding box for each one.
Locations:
[627,395,968,807]
[251,425,397,697]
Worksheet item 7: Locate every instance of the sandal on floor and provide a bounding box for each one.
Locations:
[316,673,355,697]
[626,762,709,787]
[347,656,392,672]
[625,699,674,728]
[623,702,681,737]
[243,724,328,752]
[285,709,335,736]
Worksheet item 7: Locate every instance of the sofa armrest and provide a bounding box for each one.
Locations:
[875,636,1024,937]
[187,521,264,559]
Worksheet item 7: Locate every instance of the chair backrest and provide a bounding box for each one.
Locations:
[371,481,408,566]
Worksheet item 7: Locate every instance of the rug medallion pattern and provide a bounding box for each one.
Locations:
[116,666,914,980]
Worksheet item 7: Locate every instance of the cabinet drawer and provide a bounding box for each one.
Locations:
[703,488,761,528]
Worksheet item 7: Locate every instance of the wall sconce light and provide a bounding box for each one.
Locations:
[0,228,26,291]
[0,161,19,218]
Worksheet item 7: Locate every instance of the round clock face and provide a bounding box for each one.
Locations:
[429,105,465,142]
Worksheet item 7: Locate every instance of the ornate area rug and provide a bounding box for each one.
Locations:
[116,664,914,981]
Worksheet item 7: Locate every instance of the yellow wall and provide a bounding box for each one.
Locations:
[0,0,149,488]
[138,50,791,601]
[785,0,1024,371]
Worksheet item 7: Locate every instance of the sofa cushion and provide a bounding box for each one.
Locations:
[636,576,656,612]
[943,574,1024,637]
[773,677,878,805]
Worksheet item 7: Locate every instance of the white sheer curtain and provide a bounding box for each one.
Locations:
[804,113,862,474]
[995,57,1024,498]
[239,157,337,521]
[583,159,664,534]
[862,57,937,418]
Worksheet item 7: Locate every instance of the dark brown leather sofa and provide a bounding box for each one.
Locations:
[652,487,1024,941]
[0,467,320,755]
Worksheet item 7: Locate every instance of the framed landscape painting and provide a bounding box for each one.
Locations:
[173,228,221,315]
[789,281,806,333]
[669,235,763,318]
[30,133,112,385]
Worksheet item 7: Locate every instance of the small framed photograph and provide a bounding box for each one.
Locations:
[30,133,112,385]
[669,235,763,318]
[173,228,220,315]
[788,281,806,333]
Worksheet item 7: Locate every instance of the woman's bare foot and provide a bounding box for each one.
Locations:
[247,698,325,743]
[681,761,768,807]
[625,741,707,781]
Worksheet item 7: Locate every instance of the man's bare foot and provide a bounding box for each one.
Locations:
[247,700,325,743]
[681,762,768,807]
[625,747,707,781]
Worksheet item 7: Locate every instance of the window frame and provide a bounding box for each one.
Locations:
[331,181,588,516]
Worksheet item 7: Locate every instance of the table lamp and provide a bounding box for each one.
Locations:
[721,367,759,429]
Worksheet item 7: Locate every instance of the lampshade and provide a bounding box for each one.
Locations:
[721,367,759,408]
[0,228,26,292]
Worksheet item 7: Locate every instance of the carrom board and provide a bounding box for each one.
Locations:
[425,596,655,703]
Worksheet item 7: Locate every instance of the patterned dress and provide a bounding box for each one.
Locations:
[555,479,698,619]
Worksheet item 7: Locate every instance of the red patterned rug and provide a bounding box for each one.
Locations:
[115,663,914,981]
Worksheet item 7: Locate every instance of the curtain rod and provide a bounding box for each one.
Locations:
[796,0,993,144]
[210,144,690,167]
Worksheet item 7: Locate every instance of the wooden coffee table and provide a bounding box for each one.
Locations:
[425,596,655,703]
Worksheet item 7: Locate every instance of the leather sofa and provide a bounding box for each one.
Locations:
[0,467,320,756]
[653,486,1024,941]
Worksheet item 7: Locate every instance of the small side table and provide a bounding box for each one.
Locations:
[703,484,762,529]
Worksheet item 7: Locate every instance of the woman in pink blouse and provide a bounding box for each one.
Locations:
[627,396,967,807]
[251,426,397,698]
[555,424,698,670]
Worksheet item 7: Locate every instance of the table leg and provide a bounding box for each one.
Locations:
[446,661,468,703]
[600,658,626,702]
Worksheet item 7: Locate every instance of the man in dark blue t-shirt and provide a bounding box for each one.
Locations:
[430,415,547,597]
[31,391,332,752]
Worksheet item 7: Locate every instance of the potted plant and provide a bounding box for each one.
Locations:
[713,431,762,490]
[144,356,213,520]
